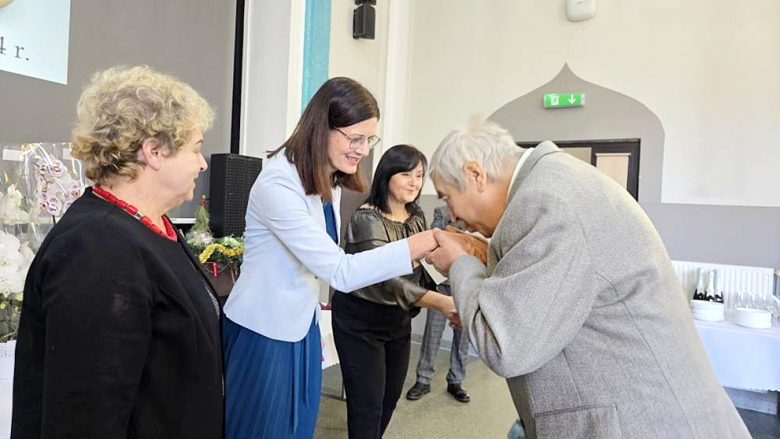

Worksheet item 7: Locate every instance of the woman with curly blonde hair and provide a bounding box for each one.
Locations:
[12,65,224,439]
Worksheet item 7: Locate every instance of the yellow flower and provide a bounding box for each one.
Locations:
[199,244,217,264]
[198,243,244,264]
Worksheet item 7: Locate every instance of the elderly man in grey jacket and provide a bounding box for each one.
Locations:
[424,119,750,439]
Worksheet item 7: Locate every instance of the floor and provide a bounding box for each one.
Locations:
[315,343,780,438]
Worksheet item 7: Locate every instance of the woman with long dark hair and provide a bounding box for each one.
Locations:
[222,79,438,439]
[331,144,461,439]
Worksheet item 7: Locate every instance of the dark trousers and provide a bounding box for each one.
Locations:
[332,292,412,439]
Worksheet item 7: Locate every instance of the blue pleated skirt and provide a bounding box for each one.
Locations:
[223,314,322,439]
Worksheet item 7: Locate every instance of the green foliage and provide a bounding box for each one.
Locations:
[0,296,22,342]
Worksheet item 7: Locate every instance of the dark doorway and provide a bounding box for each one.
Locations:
[516,139,640,200]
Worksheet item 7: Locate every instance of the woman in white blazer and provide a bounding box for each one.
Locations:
[222,77,437,439]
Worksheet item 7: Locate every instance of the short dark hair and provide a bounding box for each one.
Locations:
[269,77,379,203]
[366,144,427,215]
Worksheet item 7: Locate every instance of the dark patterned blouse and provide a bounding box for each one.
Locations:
[342,205,435,311]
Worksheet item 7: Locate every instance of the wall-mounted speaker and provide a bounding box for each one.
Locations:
[209,153,262,237]
[353,4,375,39]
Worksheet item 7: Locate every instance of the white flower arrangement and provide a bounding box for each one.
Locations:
[0,184,30,225]
[33,158,85,217]
[0,231,34,341]
[0,143,87,342]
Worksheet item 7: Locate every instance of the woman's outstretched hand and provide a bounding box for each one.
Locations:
[407,229,439,261]
[424,229,468,277]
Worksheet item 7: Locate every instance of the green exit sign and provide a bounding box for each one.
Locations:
[544,93,585,109]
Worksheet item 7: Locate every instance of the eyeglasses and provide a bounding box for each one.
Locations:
[332,127,381,151]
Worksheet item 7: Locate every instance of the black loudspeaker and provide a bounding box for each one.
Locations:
[353,4,375,39]
[209,153,263,237]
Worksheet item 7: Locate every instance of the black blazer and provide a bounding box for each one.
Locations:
[12,189,224,439]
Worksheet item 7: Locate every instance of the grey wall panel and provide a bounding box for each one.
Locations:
[643,203,780,269]
[0,0,236,217]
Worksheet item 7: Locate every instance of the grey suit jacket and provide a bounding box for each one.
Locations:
[431,205,451,231]
[449,142,749,439]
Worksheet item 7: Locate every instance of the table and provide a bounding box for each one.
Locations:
[319,309,339,370]
[694,320,780,392]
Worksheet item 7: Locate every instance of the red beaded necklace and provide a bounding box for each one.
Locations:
[92,185,177,242]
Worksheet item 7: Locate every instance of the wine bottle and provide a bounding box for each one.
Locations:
[713,269,724,303]
[705,269,716,302]
[693,269,706,301]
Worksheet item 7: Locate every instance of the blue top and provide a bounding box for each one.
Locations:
[323,201,338,244]
[223,152,414,342]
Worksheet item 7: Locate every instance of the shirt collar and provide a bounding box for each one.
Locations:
[506,148,534,203]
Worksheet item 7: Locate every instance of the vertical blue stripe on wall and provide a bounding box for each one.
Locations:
[302,0,331,111]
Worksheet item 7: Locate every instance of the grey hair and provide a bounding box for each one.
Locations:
[429,118,523,191]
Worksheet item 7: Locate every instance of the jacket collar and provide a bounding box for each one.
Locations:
[271,148,342,235]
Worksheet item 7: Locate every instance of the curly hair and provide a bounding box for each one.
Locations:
[71,65,214,184]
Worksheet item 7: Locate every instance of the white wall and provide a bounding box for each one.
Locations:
[243,0,395,160]
[240,0,304,159]
[329,1,389,98]
[330,0,410,169]
[405,0,780,207]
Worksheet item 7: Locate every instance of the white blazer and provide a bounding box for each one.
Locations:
[224,151,413,342]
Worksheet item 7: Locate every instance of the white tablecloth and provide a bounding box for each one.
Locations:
[319,309,339,370]
[694,320,780,392]
[0,341,13,439]
[0,380,9,439]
